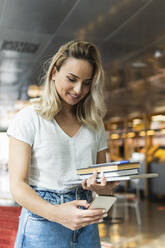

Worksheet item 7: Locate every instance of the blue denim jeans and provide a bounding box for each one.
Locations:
[14,186,101,248]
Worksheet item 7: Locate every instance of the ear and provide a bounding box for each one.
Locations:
[51,66,56,80]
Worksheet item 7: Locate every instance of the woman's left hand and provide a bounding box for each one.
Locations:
[81,171,120,195]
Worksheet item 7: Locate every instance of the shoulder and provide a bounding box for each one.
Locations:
[17,105,37,116]
[15,105,38,121]
[8,105,39,131]
[7,105,38,146]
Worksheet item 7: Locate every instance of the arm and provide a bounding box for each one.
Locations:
[8,136,53,218]
[82,149,119,195]
[8,136,105,230]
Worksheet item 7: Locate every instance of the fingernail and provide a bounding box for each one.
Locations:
[99,219,103,222]
[102,209,106,213]
[101,171,104,177]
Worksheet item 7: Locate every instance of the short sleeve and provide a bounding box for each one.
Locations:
[97,120,108,152]
[7,106,36,146]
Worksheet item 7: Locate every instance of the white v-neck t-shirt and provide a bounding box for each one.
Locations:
[7,106,108,190]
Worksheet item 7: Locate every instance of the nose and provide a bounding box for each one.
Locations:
[74,83,82,94]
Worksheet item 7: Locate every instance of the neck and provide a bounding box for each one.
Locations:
[60,102,76,116]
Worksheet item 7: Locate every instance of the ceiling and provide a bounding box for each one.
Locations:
[0,0,165,130]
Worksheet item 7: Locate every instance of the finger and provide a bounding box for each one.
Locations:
[82,178,103,191]
[87,171,97,186]
[100,171,107,186]
[80,217,104,228]
[81,212,106,222]
[82,208,106,217]
[79,216,102,225]
[101,171,105,179]
[91,171,97,180]
[87,171,106,188]
[73,200,90,208]
[81,179,89,190]
[87,218,104,226]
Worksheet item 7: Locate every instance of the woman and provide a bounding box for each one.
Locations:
[8,40,117,248]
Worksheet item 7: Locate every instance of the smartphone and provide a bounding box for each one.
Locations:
[89,194,117,213]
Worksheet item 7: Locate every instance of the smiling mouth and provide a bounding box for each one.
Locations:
[68,93,80,99]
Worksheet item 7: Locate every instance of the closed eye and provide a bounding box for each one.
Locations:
[67,76,76,82]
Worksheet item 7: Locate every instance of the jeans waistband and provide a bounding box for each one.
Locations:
[30,185,92,204]
[31,185,85,194]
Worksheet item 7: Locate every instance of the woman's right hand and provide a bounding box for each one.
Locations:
[47,200,106,230]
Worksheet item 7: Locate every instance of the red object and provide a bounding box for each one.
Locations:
[0,206,21,248]
[157,206,165,211]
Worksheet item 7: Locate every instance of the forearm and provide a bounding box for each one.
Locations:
[10,181,54,220]
[10,181,105,230]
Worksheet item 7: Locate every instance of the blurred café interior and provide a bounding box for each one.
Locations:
[0,0,165,247]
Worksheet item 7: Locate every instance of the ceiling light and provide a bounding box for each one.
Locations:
[139,131,145,136]
[133,118,142,125]
[161,129,165,134]
[154,50,162,58]
[127,132,135,138]
[111,134,119,139]
[147,130,155,136]
[0,72,18,84]
[132,62,146,68]
[152,115,165,121]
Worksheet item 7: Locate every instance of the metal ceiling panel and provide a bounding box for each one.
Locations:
[1,0,77,34]
[0,0,6,19]
[103,0,152,42]
[30,0,152,81]
[29,0,118,82]
[0,27,52,57]
[52,0,116,40]
[101,0,165,64]
[0,0,165,126]
[0,27,52,88]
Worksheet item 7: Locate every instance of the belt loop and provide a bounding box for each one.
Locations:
[60,194,64,204]
[75,187,79,200]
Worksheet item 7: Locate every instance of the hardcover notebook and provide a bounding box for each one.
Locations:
[65,160,159,186]
[79,168,139,180]
[77,161,140,175]
[65,173,159,186]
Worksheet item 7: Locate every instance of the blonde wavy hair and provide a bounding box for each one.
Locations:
[32,40,106,130]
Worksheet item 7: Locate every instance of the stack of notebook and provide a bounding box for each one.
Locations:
[65,160,158,185]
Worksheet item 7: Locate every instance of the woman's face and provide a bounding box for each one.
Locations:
[52,57,93,106]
